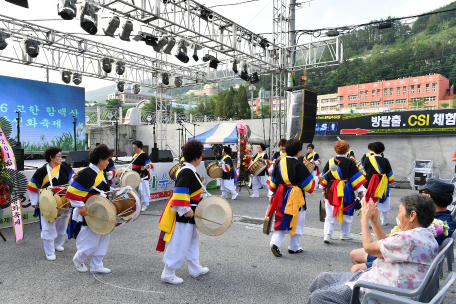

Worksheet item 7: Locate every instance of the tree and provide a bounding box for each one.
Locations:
[441,103,449,109]
[171,105,186,116]
[105,99,123,116]
[408,97,427,109]
[141,97,157,111]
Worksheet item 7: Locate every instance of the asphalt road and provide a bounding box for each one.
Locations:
[1,187,454,303]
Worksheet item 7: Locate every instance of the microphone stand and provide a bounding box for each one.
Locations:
[72,115,77,151]
[190,122,199,140]
[176,128,183,158]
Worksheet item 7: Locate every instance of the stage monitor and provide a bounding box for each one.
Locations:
[0,75,85,152]
[286,89,318,144]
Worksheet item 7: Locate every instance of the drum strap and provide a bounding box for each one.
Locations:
[120,153,142,182]
[180,167,211,197]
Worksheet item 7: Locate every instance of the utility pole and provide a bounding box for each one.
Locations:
[249,84,256,119]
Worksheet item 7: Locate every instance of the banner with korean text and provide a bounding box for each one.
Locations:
[315,109,456,136]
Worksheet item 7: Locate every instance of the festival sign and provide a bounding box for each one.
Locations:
[315,109,456,136]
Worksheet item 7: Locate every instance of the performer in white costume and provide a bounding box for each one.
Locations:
[219,146,238,200]
[251,143,269,198]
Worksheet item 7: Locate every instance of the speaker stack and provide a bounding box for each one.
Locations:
[285,87,318,144]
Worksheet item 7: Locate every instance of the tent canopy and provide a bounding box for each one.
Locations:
[189,122,268,145]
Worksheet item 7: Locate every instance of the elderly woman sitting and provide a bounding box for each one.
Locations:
[307,194,439,304]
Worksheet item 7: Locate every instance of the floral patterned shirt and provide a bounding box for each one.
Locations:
[349,227,439,304]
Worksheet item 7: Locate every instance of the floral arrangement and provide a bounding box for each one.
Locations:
[0,145,10,206]
[391,219,450,237]
[236,121,252,182]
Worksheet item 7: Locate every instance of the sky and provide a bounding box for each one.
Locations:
[0,0,454,93]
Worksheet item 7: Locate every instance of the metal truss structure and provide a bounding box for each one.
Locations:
[0,0,344,150]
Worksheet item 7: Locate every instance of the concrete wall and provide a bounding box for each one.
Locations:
[88,122,456,180]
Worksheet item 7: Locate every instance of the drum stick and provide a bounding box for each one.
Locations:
[86,213,117,224]
[193,214,222,225]
[322,164,338,177]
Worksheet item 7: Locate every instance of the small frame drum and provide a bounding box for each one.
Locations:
[319,199,326,222]
[304,160,316,173]
[248,159,267,176]
[206,162,223,179]
[194,196,233,236]
[74,167,86,176]
[115,167,141,189]
[39,187,71,223]
[85,188,141,235]
[356,161,365,174]
[169,163,183,181]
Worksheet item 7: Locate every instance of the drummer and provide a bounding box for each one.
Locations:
[218,146,238,200]
[305,143,321,177]
[96,143,116,183]
[251,143,269,198]
[157,140,209,284]
[131,141,154,212]
[66,144,113,274]
[26,147,75,261]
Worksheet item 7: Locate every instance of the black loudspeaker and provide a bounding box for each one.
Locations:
[150,148,159,162]
[5,0,29,8]
[414,172,427,186]
[300,89,318,143]
[65,151,90,167]
[158,150,173,162]
[16,148,24,171]
[202,150,217,161]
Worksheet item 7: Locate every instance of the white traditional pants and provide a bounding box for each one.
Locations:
[73,226,110,269]
[162,222,204,278]
[136,179,150,207]
[323,199,353,236]
[270,209,306,251]
[221,178,237,197]
[40,211,70,256]
[252,175,267,196]
[376,195,390,223]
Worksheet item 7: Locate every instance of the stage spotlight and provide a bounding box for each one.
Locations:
[259,38,269,49]
[80,0,100,35]
[119,21,133,41]
[249,72,259,84]
[163,37,175,54]
[238,61,250,82]
[160,73,169,85]
[117,81,125,92]
[73,73,82,85]
[103,16,120,37]
[61,70,72,84]
[202,54,219,69]
[57,0,77,20]
[200,8,213,22]
[231,59,238,74]
[132,83,141,94]
[0,31,10,51]
[326,29,339,37]
[173,76,182,87]
[133,31,158,46]
[102,57,114,73]
[21,39,40,58]
[153,35,168,52]
[378,22,392,30]
[116,61,125,75]
[175,39,189,63]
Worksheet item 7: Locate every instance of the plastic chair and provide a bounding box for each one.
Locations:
[360,272,456,304]
[439,237,454,278]
[350,238,454,304]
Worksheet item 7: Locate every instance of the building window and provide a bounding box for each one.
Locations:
[370,101,381,106]
[424,96,436,102]
[384,89,387,96]
[384,100,394,105]
[339,96,344,101]
[417,85,421,93]
[403,86,406,94]
[372,90,375,98]
[330,98,338,103]
[360,92,363,99]
[365,91,368,99]
[321,106,329,111]
[390,88,393,96]
[423,106,436,110]
[396,99,406,104]
[329,105,338,110]
[395,108,407,112]
[321,99,329,103]
[348,95,357,100]
[360,102,369,107]
[432,83,436,92]
[397,87,400,95]
[411,85,415,94]
[348,103,357,108]
[426,84,429,93]
[377,89,380,97]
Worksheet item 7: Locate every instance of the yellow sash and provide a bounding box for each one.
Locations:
[280,158,306,236]
[254,152,264,161]
[368,155,388,199]
[42,165,60,188]
[306,152,316,160]
[157,200,176,242]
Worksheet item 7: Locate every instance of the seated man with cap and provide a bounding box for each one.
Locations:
[350,177,456,273]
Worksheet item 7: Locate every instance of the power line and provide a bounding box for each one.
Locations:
[245,0,273,27]
[209,0,259,8]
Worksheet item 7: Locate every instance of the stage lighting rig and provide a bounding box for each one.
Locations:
[172,76,182,87]
[61,70,72,84]
[116,61,125,75]
[231,59,238,74]
[202,54,220,69]
[79,0,100,35]
[101,57,114,73]
[117,81,125,92]
[0,30,10,51]
[249,72,259,84]
[160,73,169,86]
[326,29,339,37]
[378,22,393,29]
[21,38,40,58]
[175,39,189,63]
[73,72,82,85]
[238,60,250,82]
[119,21,133,41]
[103,16,120,37]
[132,83,141,94]
[163,37,176,54]
[199,8,213,22]
[259,38,269,49]
[153,35,168,52]
[57,0,77,20]
[190,44,203,62]
[133,31,158,46]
